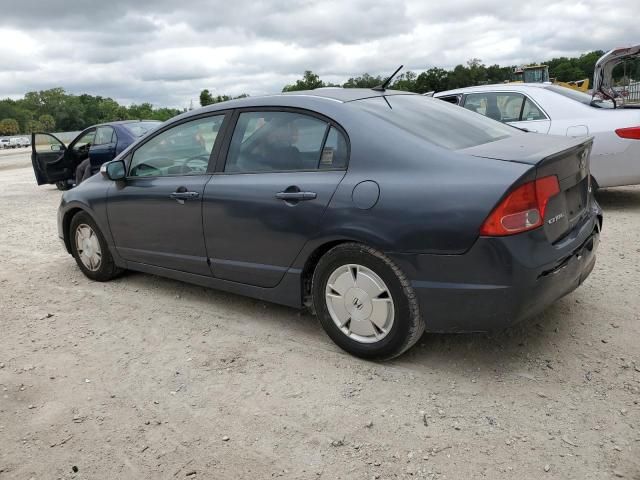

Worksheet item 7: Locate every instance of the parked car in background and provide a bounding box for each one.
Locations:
[31,120,160,190]
[57,89,601,359]
[434,45,640,189]
[434,84,640,188]
[0,138,9,149]
[10,137,30,148]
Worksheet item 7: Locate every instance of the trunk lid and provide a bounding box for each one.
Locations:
[461,133,594,243]
[593,45,640,107]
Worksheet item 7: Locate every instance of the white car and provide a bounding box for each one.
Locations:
[434,46,640,188]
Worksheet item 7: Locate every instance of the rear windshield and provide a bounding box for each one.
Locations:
[354,95,516,150]
[124,121,161,137]
[544,85,614,109]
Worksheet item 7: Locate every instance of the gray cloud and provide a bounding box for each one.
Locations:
[0,0,638,108]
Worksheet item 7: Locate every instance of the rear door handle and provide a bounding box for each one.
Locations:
[275,191,317,201]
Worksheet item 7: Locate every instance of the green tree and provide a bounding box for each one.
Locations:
[343,73,383,88]
[390,71,417,91]
[200,89,214,106]
[552,61,585,82]
[282,71,326,92]
[414,68,449,93]
[38,114,55,132]
[0,118,20,135]
[26,119,41,133]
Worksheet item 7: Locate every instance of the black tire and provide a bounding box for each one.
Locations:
[56,181,72,191]
[69,211,123,281]
[312,243,424,360]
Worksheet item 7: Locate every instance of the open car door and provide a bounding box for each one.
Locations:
[31,132,71,185]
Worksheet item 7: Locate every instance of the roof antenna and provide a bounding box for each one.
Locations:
[372,65,403,91]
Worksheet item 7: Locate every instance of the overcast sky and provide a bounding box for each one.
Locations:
[0,0,637,109]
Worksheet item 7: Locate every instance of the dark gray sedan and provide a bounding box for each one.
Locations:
[57,88,602,359]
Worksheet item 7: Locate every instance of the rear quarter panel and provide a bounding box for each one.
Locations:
[309,111,534,255]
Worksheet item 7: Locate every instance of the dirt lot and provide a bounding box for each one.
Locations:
[0,149,639,480]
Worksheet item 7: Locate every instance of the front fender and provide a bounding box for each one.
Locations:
[57,176,119,262]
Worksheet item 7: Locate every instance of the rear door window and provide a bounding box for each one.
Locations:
[463,93,525,122]
[94,126,115,145]
[224,111,336,173]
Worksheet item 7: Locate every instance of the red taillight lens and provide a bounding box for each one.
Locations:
[615,127,640,140]
[480,176,560,236]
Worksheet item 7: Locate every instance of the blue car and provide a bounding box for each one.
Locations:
[31,120,160,190]
[56,89,601,359]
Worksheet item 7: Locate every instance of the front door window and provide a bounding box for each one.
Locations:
[129,115,224,177]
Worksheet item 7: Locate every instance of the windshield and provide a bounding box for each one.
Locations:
[124,121,161,137]
[544,85,614,109]
[354,94,516,150]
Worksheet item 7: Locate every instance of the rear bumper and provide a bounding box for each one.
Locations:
[388,202,602,333]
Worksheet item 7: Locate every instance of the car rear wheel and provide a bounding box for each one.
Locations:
[56,181,72,191]
[312,243,424,360]
[69,212,122,281]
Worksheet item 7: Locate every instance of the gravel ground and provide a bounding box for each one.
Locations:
[0,150,639,480]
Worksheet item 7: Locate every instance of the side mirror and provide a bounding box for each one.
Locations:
[101,160,126,181]
[50,144,64,152]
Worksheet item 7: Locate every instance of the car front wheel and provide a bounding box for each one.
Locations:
[312,243,425,360]
[69,212,122,281]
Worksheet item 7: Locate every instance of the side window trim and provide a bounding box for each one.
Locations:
[316,123,331,169]
[125,111,230,178]
[214,106,350,174]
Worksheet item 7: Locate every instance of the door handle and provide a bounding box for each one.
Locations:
[169,191,199,201]
[275,191,317,201]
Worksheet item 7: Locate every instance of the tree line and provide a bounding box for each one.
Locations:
[0,87,183,136]
[1,49,628,136]
[280,51,607,93]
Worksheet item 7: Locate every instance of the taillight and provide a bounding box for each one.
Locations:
[615,127,640,140]
[480,176,560,236]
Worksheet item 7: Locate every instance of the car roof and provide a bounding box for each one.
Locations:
[167,88,417,124]
[281,88,416,102]
[436,83,551,96]
[198,88,416,110]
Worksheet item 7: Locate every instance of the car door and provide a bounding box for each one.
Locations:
[89,126,118,169]
[106,113,228,276]
[31,128,97,185]
[31,132,68,184]
[462,92,551,133]
[203,109,348,288]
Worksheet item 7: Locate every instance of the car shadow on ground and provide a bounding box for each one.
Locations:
[596,186,640,211]
[116,269,578,376]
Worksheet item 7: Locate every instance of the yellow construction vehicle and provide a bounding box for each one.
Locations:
[511,65,590,92]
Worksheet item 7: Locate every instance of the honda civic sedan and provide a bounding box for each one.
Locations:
[57,88,602,359]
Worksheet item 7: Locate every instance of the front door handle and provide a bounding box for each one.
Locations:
[169,190,199,204]
[275,191,317,201]
[170,191,199,200]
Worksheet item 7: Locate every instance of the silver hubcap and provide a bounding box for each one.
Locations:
[325,264,395,343]
[75,224,102,271]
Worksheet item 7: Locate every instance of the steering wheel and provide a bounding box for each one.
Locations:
[183,154,209,173]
